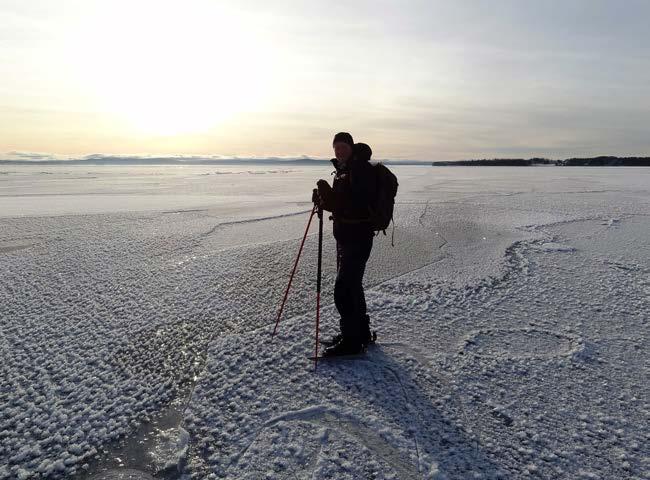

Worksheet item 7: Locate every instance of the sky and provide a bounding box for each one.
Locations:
[1,0,649,161]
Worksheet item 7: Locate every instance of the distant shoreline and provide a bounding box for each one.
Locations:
[432,156,650,166]
[0,157,430,166]
[1,155,648,167]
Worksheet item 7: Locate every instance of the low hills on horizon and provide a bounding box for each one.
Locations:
[0,154,648,167]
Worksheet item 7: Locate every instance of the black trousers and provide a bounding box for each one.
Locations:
[334,236,373,343]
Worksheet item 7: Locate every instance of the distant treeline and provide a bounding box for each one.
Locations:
[432,158,555,166]
[561,156,650,166]
[432,156,650,166]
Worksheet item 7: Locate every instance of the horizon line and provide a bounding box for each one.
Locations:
[1,153,649,166]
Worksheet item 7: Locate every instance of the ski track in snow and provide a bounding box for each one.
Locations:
[0,166,648,479]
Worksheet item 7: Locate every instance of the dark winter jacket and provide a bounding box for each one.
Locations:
[319,153,376,242]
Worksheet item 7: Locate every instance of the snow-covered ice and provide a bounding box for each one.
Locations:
[0,165,648,479]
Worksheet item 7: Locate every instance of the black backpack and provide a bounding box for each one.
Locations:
[369,163,398,242]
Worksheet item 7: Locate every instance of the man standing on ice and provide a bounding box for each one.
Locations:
[313,132,376,357]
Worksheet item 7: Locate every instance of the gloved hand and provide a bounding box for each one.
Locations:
[312,188,320,204]
[316,179,337,212]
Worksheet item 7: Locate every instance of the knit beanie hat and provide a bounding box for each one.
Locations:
[332,132,354,147]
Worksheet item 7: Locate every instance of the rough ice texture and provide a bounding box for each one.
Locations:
[0,165,648,479]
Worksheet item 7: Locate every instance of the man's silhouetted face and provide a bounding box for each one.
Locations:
[334,142,353,164]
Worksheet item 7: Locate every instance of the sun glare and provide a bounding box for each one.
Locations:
[69,2,274,136]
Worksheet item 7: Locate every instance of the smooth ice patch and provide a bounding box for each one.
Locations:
[147,427,189,473]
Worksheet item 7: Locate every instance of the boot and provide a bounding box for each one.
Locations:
[361,314,376,347]
[320,332,343,347]
[322,337,364,357]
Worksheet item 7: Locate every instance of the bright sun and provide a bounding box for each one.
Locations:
[72,2,274,136]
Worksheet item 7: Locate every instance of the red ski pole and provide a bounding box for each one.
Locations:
[314,205,324,369]
[272,204,317,338]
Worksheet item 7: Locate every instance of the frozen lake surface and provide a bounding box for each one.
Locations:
[1,165,648,479]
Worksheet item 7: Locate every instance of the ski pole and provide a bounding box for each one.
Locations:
[272,204,317,338]
[314,205,323,369]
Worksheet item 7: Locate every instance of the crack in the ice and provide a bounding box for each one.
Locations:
[308,428,328,480]
[380,364,422,474]
[417,200,429,227]
[200,209,312,239]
